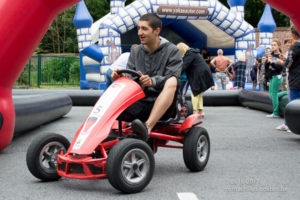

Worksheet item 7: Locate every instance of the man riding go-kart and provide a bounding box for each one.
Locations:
[112,13,182,141]
[26,13,210,194]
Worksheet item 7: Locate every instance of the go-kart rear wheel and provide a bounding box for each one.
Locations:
[183,127,210,171]
[106,138,155,193]
[26,133,70,181]
[184,101,193,118]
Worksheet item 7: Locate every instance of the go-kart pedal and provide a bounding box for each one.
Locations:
[131,119,149,141]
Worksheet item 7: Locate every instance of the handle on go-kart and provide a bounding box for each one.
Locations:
[117,69,141,79]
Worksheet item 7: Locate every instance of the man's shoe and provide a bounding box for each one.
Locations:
[266,113,280,118]
[276,124,289,131]
[131,119,149,141]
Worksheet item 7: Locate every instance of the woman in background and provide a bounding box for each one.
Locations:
[265,39,285,118]
[177,43,214,116]
[233,53,247,89]
[257,55,267,91]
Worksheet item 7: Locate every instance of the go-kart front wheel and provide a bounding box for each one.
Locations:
[183,127,210,171]
[106,138,155,193]
[26,133,70,181]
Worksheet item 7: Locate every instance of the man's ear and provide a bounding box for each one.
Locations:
[154,27,161,36]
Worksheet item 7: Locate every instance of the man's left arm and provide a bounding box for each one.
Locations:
[228,58,234,68]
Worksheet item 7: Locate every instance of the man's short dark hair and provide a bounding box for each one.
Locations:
[291,25,300,38]
[284,38,291,44]
[139,13,162,31]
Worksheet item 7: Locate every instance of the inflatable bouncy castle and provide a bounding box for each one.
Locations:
[73,0,295,91]
[75,0,258,90]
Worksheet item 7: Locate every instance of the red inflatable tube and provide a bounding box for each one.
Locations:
[0,0,79,151]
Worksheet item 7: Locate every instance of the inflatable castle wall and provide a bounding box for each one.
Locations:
[73,0,276,90]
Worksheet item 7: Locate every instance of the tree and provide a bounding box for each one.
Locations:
[37,0,110,54]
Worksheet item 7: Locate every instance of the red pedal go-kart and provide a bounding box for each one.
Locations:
[26,69,210,193]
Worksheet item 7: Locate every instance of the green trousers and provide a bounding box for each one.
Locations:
[269,76,284,115]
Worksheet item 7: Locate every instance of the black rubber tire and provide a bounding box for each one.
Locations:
[285,99,300,134]
[184,100,193,118]
[26,133,70,181]
[147,138,158,154]
[183,127,210,172]
[106,139,155,193]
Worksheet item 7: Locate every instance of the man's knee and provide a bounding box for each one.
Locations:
[164,76,177,91]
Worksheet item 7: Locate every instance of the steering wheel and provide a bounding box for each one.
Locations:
[117,69,141,79]
[117,69,147,90]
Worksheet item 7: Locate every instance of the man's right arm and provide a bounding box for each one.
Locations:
[210,58,216,68]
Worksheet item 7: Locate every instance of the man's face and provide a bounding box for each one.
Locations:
[271,42,279,52]
[285,40,291,48]
[137,20,160,45]
[265,48,271,56]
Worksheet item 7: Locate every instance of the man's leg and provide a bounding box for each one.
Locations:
[270,76,282,115]
[221,73,227,90]
[146,76,177,131]
[216,73,222,90]
[252,81,256,91]
[198,92,204,113]
[259,82,265,91]
[191,91,198,114]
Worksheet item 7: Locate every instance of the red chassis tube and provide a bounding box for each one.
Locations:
[57,139,119,180]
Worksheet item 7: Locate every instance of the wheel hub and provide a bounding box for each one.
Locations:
[121,148,150,184]
[197,135,208,162]
[133,163,138,170]
[39,141,66,172]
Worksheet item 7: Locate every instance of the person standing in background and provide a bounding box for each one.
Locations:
[283,38,292,58]
[105,44,138,88]
[264,47,272,91]
[265,39,285,118]
[276,26,300,131]
[233,53,247,89]
[177,42,214,116]
[210,49,234,90]
[250,58,260,91]
[257,55,267,91]
[202,48,213,73]
[280,38,292,91]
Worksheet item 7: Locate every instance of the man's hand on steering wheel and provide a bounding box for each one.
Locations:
[111,68,124,80]
[138,71,152,87]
